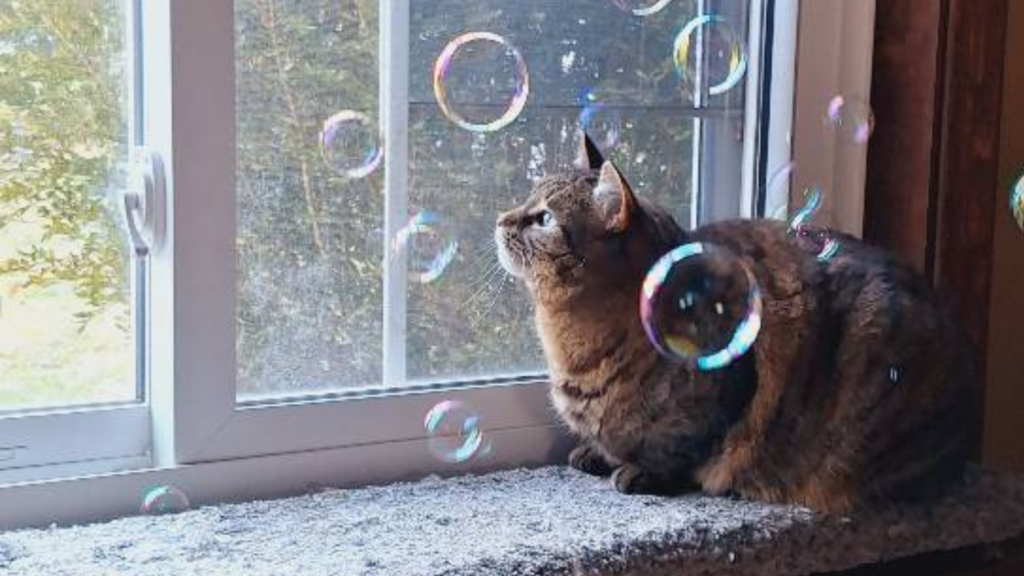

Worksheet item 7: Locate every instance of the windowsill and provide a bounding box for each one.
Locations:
[2,465,1024,575]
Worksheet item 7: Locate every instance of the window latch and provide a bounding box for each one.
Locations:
[121,148,166,257]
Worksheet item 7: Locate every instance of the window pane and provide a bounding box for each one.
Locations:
[0,0,135,411]
[236,0,747,397]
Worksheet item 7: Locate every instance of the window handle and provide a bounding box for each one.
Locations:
[121,149,166,257]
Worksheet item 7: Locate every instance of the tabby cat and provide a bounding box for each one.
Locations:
[494,133,975,513]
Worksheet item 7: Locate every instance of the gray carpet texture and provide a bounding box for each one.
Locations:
[2,466,1024,576]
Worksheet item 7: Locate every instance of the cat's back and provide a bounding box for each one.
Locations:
[691,218,976,511]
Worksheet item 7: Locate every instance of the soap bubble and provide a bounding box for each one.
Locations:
[576,88,621,150]
[391,211,458,284]
[318,110,383,179]
[788,187,840,262]
[673,15,748,97]
[433,32,529,133]
[1010,173,1024,232]
[141,485,191,515]
[640,242,762,370]
[424,400,489,463]
[609,0,675,17]
[824,95,875,145]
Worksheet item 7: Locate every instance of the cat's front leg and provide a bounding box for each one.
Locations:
[568,444,615,477]
[610,463,693,495]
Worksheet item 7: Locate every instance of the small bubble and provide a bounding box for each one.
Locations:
[576,88,622,150]
[391,211,458,284]
[788,187,840,261]
[318,110,383,179]
[609,0,676,17]
[433,32,529,133]
[640,242,762,370]
[141,485,191,515]
[673,15,748,97]
[824,95,875,145]
[424,400,489,463]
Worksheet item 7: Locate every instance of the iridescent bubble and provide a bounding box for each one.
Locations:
[1010,173,1024,232]
[433,32,529,133]
[788,187,840,262]
[391,211,458,284]
[609,0,676,17]
[673,15,748,97]
[318,110,383,179]
[424,400,489,463]
[576,88,621,150]
[141,485,191,515]
[824,95,875,145]
[640,242,763,370]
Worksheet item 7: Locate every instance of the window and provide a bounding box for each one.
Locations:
[0,0,878,528]
[0,0,148,479]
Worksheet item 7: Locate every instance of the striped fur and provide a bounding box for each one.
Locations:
[493,135,975,513]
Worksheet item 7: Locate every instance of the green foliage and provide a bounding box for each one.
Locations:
[0,0,129,326]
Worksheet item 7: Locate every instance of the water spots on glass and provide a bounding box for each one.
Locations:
[640,242,763,371]
[432,32,529,133]
[318,110,383,179]
[673,15,748,97]
[424,400,490,463]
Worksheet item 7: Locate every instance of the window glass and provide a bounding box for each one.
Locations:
[235,0,748,397]
[0,0,135,411]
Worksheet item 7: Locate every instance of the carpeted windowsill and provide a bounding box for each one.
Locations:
[2,466,1023,576]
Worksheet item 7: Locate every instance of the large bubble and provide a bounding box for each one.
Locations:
[318,110,383,179]
[640,242,762,371]
[673,15,748,97]
[432,32,529,133]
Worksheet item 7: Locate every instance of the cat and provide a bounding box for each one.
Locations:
[494,133,976,514]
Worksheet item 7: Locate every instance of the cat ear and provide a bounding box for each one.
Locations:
[574,130,605,172]
[593,161,636,233]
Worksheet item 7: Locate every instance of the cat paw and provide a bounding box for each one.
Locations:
[611,464,666,495]
[568,445,613,477]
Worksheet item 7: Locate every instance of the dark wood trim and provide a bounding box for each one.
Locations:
[821,537,1024,576]
[865,0,1008,360]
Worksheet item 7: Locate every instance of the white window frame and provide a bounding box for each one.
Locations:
[0,0,876,530]
[0,0,152,483]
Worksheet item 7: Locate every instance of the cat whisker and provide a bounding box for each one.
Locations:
[470,271,511,329]
[459,263,505,311]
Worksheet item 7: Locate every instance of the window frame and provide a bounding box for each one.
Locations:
[0,0,152,483]
[0,0,880,529]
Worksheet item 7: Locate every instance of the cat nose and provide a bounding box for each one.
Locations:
[496,211,517,229]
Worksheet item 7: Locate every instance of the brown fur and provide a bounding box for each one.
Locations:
[494,134,976,513]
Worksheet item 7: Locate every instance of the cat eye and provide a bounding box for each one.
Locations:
[534,210,556,228]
